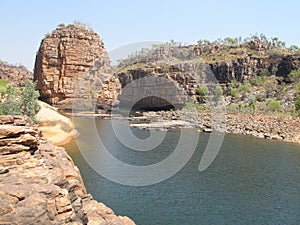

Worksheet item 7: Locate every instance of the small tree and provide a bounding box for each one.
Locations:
[2,85,22,116]
[1,80,40,123]
[20,80,40,123]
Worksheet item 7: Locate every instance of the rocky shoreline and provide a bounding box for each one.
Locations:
[67,109,300,144]
[0,115,135,225]
[129,110,300,144]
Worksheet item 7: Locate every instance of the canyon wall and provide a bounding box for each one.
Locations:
[116,50,300,107]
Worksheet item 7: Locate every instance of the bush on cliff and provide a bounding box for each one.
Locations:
[0,79,8,98]
[295,96,300,112]
[197,85,208,103]
[1,80,40,123]
[267,99,282,112]
[214,85,223,102]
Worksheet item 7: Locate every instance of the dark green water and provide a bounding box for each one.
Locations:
[64,118,300,225]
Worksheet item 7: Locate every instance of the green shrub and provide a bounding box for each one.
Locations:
[250,76,266,86]
[229,88,239,98]
[1,80,40,123]
[268,99,282,112]
[20,80,40,122]
[197,85,208,97]
[289,69,300,83]
[214,85,223,101]
[238,83,252,93]
[2,85,22,116]
[295,96,300,111]
[249,98,256,114]
[295,82,300,94]
[0,79,8,98]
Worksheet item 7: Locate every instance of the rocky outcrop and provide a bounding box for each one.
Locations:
[34,24,120,110]
[0,115,135,225]
[276,55,300,82]
[209,56,267,82]
[0,61,33,87]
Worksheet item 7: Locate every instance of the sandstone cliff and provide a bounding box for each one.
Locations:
[115,42,300,109]
[0,115,135,225]
[34,24,120,111]
[0,61,32,87]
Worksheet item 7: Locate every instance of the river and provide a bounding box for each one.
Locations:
[63,118,300,225]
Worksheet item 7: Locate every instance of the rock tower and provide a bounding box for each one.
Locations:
[34,23,120,110]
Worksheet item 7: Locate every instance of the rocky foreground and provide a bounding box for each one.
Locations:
[0,115,135,225]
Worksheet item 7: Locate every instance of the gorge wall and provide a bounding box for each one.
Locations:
[116,45,300,107]
[34,24,120,110]
[0,115,135,225]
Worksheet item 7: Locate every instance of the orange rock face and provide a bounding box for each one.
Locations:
[34,24,120,111]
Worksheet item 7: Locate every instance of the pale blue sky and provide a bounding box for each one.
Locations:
[1,0,299,69]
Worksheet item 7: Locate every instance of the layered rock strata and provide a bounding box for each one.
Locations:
[34,24,120,110]
[0,115,135,225]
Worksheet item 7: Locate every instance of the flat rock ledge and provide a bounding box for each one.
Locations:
[0,115,135,225]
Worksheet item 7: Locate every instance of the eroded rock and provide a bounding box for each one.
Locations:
[0,115,135,224]
[34,24,120,111]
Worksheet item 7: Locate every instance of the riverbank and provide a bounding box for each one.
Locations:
[137,110,300,144]
[69,110,300,145]
[0,115,135,224]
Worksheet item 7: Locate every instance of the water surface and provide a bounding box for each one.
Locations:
[64,118,300,225]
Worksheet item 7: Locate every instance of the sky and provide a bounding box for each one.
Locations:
[1,0,300,70]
